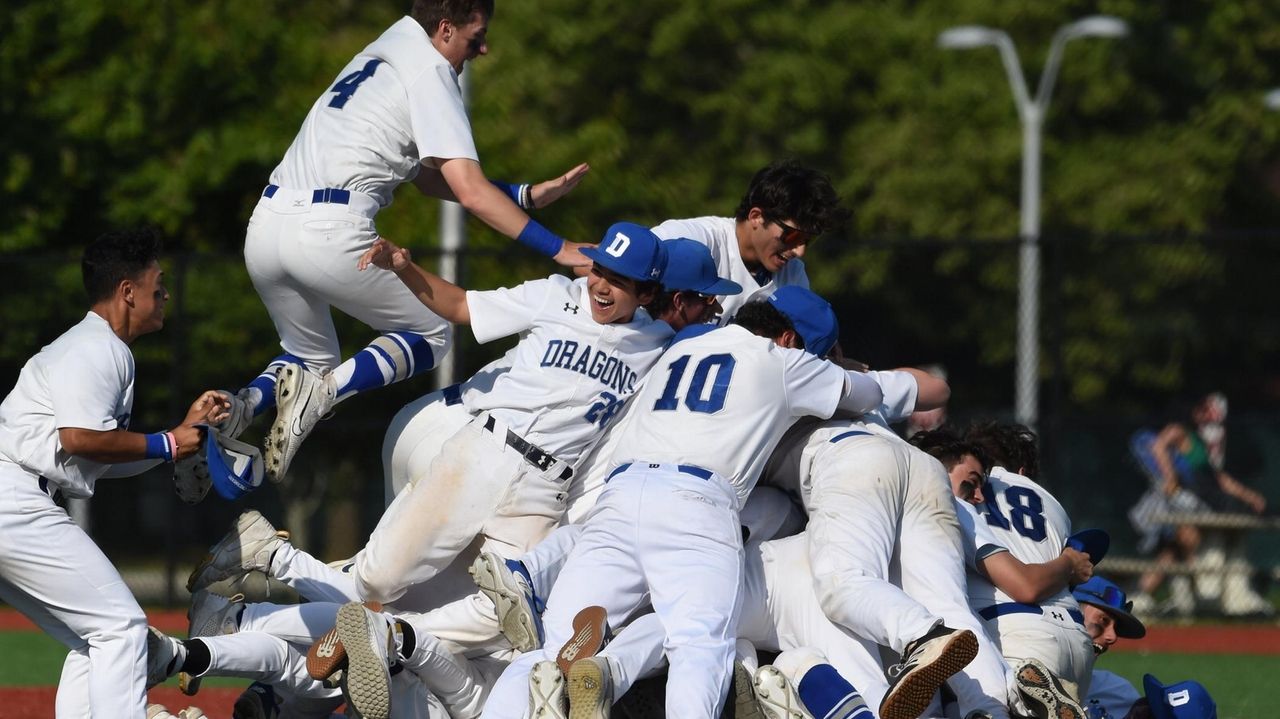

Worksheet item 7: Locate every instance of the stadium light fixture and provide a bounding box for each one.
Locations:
[938,17,1127,429]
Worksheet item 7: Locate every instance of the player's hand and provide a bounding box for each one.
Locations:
[1061,546,1093,586]
[358,237,413,272]
[530,162,590,209]
[169,424,207,460]
[1245,491,1266,514]
[555,241,595,272]
[184,390,231,426]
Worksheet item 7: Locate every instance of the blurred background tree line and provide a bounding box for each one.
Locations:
[2,0,1279,569]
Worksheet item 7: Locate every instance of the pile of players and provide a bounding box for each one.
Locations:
[0,1,1219,718]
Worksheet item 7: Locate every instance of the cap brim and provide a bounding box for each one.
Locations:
[700,278,743,296]
[581,247,653,282]
[1143,675,1173,719]
[1067,528,1110,564]
[1085,601,1146,639]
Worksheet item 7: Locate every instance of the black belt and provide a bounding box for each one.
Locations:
[38,476,60,500]
[607,462,714,482]
[482,416,571,481]
[262,184,352,205]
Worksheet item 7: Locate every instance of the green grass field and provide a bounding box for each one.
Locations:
[3,630,1274,718]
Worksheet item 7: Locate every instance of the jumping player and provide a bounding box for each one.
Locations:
[207,0,594,484]
[0,229,229,717]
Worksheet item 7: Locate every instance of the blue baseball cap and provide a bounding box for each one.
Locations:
[1066,528,1110,564]
[1072,576,1146,638]
[581,222,667,283]
[660,239,743,296]
[1143,675,1217,719]
[766,286,839,357]
[203,428,265,501]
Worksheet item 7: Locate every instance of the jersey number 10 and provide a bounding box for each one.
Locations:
[653,354,736,414]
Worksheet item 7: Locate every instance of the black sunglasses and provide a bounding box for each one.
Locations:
[766,216,817,247]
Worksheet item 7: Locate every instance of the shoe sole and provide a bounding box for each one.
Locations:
[879,630,978,719]
[186,512,288,592]
[470,554,540,653]
[307,625,347,681]
[179,672,200,696]
[530,660,569,719]
[266,364,316,483]
[1016,660,1085,719]
[754,665,808,719]
[556,606,609,676]
[734,661,768,719]
[567,658,611,719]
[336,603,391,719]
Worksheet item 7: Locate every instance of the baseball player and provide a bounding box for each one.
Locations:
[651,159,850,322]
[1072,576,1147,718]
[218,0,595,485]
[480,288,884,719]
[950,422,1096,716]
[0,228,229,718]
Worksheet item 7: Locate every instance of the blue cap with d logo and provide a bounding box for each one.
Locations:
[766,286,839,357]
[581,222,667,283]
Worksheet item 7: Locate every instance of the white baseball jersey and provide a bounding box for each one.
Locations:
[965,466,1077,614]
[271,16,478,207]
[0,312,135,498]
[462,274,673,465]
[651,217,809,322]
[611,324,849,503]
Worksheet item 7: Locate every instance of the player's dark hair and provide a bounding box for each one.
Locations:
[964,421,1039,479]
[645,289,701,320]
[734,159,852,235]
[81,227,163,303]
[412,0,494,35]
[909,428,991,475]
[732,300,803,350]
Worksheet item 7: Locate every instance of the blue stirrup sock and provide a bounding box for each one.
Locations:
[331,331,437,401]
[797,664,872,719]
[244,353,305,415]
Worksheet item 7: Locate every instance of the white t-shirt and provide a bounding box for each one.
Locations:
[462,275,673,465]
[612,325,849,504]
[0,312,135,498]
[963,466,1078,614]
[271,17,478,208]
[651,216,809,322]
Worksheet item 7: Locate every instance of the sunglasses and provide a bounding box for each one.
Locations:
[1079,584,1132,612]
[767,217,817,247]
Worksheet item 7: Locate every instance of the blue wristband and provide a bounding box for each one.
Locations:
[144,432,173,462]
[490,180,522,203]
[516,219,564,258]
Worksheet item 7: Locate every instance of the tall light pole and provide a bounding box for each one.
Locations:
[939,16,1128,428]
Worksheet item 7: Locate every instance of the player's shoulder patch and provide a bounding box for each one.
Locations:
[669,323,719,347]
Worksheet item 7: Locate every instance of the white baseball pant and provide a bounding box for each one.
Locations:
[985,611,1095,700]
[381,388,473,505]
[806,434,1012,718]
[0,471,148,718]
[243,189,450,371]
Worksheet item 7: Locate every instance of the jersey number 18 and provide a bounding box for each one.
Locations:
[981,486,1047,542]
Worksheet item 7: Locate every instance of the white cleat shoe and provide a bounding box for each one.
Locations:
[529,660,568,719]
[147,705,175,719]
[336,601,394,719]
[175,708,206,719]
[566,656,613,719]
[186,510,288,592]
[146,626,186,689]
[470,552,544,652]
[880,625,978,719]
[180,590,245,695]
[265,364,335,483]
[1015,658,1086,719]
[754,665,813,719]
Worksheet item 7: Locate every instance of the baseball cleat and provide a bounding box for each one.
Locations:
[180,590,244,695]
[566,656,613,719]
[879,625,978,719]
[1015,658,1086,719]
[529,659,569,719]
[175,708,206,719]
[556,605,611,676]
[186,510,288,592]
[265,363,336,483]
[173,452,212,505]
[754,665,812,719]
[146,626,187,688]
[733,660,767,719]
[335,601,394,719]
[202,570,301,605]
[147,705,175,719]
[307,624,347,683]
[232,682,281,719]
[470,552,545,652]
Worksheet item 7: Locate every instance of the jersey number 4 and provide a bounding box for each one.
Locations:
[653,354,736,414]
[328,59,384,109]
[981,486,1047,542]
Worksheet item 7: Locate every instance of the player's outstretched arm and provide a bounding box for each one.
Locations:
[978,546,1093,604]
[358,237,471,325]
[58,391,229,465]
[435,158,593,269]
[896,367,951,411]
